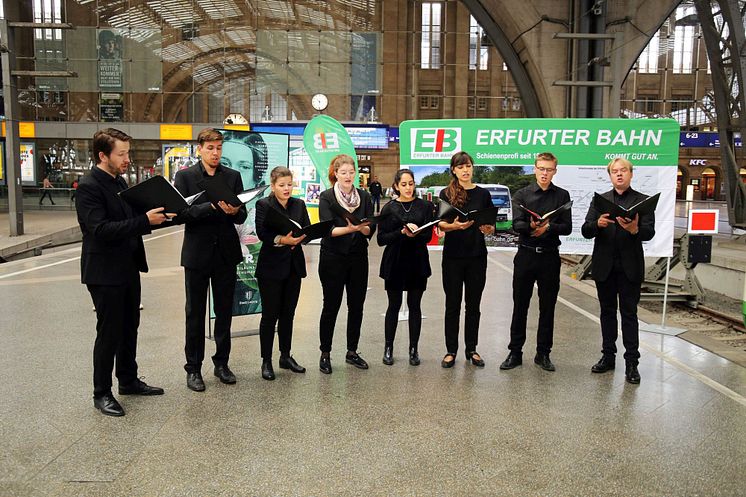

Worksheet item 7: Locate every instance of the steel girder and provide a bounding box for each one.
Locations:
[695,0,746,228]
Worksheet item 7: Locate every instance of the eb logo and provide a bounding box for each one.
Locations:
[313,132,340,151]
[411,128,461,159]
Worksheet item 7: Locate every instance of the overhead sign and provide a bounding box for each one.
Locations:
[680,131,742,148]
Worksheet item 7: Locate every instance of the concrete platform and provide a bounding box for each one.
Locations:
[0,227,744,497]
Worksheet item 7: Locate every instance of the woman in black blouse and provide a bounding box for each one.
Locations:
[377,169,435,366]
[438,152,495,368]
[254,166,308,380]
[317,154,375,374]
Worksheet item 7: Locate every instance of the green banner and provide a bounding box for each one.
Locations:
[303,114,359,187]
[400,118,679,167]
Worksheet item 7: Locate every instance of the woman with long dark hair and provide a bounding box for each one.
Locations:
[438,152,495,368]
[254,166,308,380]
[377,169,435,366]
[317,154,375,374]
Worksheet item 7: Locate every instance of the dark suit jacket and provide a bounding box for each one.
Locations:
[254,195,310,280]
[318,187,376,257]
[173,163,248,269]
[76,166,151,285]
[581,187,656,283]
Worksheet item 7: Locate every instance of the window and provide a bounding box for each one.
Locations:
[421,3,442,69]
[469,16,488,70]
[419,96,430,110]
[638,32,660,73]
[673,6,696,74]
[33,0,62,41]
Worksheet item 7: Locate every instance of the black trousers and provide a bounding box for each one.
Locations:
[184,258,237,373]
[39,190,55,204]
[87,273,141,397]
[595,259,642,363]
[385,288,425,347]
[318,252,368,353]
[442,255,487,354]
[372,195,381,213]
[258,274,302,360]
[508,248,561,355]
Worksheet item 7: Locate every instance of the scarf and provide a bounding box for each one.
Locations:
[334,182,360,213]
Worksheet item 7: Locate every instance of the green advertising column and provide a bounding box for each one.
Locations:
[303,115,359,187]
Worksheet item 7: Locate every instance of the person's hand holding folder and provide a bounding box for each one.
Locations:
[277,231,307,250]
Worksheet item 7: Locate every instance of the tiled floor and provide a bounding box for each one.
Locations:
[1,226,744,496]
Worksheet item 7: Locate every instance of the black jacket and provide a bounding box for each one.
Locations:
[174,163,248,269]
[318,187,376,257]
[254,195,310,280]
[377,198,434,280]
[581,187,656,283]
[76,166,151,285]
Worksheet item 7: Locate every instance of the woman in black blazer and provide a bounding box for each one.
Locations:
[438,151,495,369]
[254,166,309,380]
[377,169,435,366]
[317,154,375,374]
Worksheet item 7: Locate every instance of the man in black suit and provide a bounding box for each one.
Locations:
[368,175,382,214]
[501,152,572,372]
[76,128,169,417]
[582,157,655,384]
[174,128,247,392]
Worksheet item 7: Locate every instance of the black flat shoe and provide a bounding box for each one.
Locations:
[409,347,420,366]
[441,353,456,368]
[382,344,394,365]
[93,393,125,417]
[319,353,332,375]
[534,354,556,372]
[345,351,369,369]
[499,352,522,370]
[119,378,164,395]
[625,362,641,384]
[591,355,615,374]
[214,364,237,384]
[261,361,275,381]
[186,372,205,392]
[279,355,306,373]
[466,351,485,368]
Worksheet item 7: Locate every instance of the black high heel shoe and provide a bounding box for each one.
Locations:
[465,351,485,367]
[441,353,456,368]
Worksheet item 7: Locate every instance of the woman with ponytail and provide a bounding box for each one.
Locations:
[438,152,495,368]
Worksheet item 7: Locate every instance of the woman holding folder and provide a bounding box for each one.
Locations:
[317,154,375,374]
[254,166,309,380]
[377,169,435,366]
[438,151,494,368]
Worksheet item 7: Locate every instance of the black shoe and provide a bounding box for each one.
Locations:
[279,355,306,373]
[119,378,164,396]
[93,393,125,417]
[346,351,369,369]
[499,352,523,370]
[319,353,332,374]
[214,364,237,384]
[441,353,456,368]
[382,344,394,365]
[534,354,556,372]
[591,355,616,374]
[261,361,275,381]
[186,372,205,392]
[625,362,641,384]
[466,351,485,367]
[409,347,420,366]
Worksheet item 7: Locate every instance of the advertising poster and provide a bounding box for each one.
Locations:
[20,143,36,185]
[162,144,195,182]
[216,130,290,317]
[0,142,4,185]
[399,118,679,256]
[98,29,123,90]
[100,93,124,122]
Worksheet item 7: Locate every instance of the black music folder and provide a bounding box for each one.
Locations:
[119,175,202,214]
[197,176,268,207]
[330,202,390,225]
[438,200,499,226]
[593,192,660,219]
[405,218,441,235]
[519,200,573,224]
[265,206,334,242]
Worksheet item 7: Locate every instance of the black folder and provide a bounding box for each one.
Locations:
[438,200,499,226]
[118,175,202,214]
[197,176,268,207]
[330,202,390,225]
[264,206,334,242]
[519,200,573,223]
[593,192,660,219]
[405,218,441,235]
